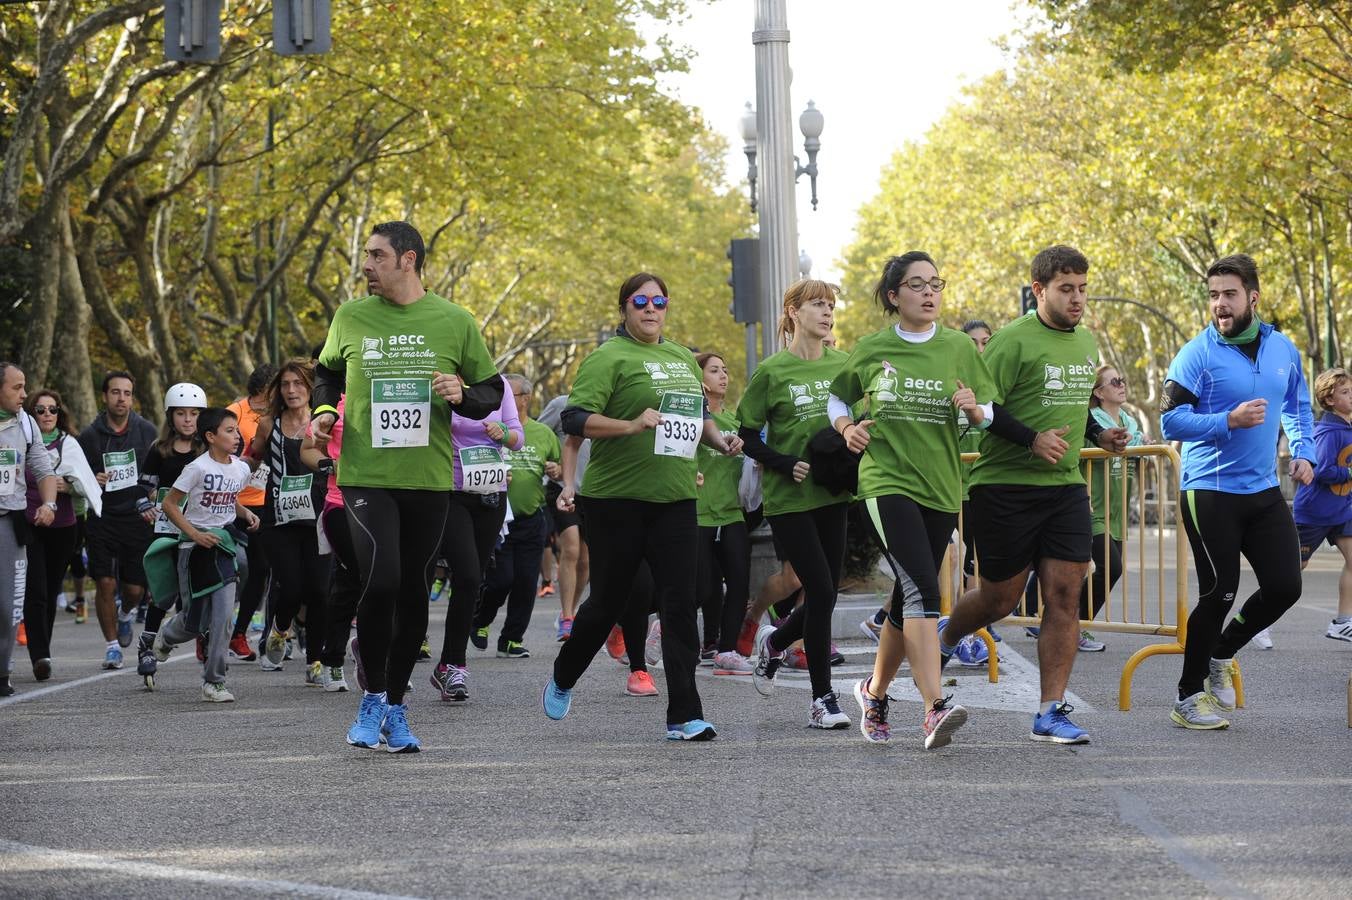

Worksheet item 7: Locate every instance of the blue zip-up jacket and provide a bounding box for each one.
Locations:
[1293,413,1352,526]
[1162,322,1314,493]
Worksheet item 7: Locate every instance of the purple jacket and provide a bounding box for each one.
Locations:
[451,376,521,492]
[1293,412,1352,526]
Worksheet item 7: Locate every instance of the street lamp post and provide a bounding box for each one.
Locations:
[746,0,822,359]
[752,0,797,360]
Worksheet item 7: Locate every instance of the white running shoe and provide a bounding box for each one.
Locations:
[644,619,663,667]
[808,691,851,729]
[201,682,236,703]
[1205,657,1237,711]
[859,617,883,644]
[1325,619,1352,642]
[711,651,754,675]
[1248,628,1274,650]
[323,665,349,692]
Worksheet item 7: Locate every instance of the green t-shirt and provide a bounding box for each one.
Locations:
[1084,406,1143,540]
[570,334,706,503]
[506,418,561,516]
[958,410,983,502]
[832,326,995,513]
[697,408,743,527]
[971,312,1100,488]
[736,347,850,516]
[317,292,498,491]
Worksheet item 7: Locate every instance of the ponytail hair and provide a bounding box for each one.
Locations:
[873,251,937,316]
[778,279,840,348]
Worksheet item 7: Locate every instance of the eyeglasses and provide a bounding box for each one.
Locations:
[1108,377,1126,388]
[629,294,669,309]
[33,405,60,414]
[901,277,946,293]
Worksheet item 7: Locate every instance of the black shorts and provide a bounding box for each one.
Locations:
[544,481,581,534]
[969,483,1091,582]
[85,513,153,586]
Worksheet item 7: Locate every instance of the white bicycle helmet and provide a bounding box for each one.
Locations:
[164,382,208,411]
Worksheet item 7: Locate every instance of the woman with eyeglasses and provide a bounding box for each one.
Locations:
[545,272,740,741]
[21,390,81,682]
[829,252,997,748]
[738,279,853,729]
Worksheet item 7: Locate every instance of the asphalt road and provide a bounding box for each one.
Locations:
[2,555,1350,899]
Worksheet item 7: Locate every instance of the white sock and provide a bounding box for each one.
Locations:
[1039,699,1061,716]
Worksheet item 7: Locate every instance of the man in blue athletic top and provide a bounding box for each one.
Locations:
[1161,253,1315,730]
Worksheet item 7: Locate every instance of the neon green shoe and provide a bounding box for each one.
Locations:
[1170,692,1230,730]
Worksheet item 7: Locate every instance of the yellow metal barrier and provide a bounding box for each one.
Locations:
[937,444,1245,711]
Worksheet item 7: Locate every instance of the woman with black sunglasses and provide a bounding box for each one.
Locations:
[21,390,80,682]
[545,272,741,741]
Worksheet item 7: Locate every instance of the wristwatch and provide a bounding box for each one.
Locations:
[44,501,58,512]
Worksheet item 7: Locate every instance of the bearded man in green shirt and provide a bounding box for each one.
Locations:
[937,245,1128,746]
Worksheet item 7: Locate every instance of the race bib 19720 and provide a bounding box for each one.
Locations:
[459,446,508,495]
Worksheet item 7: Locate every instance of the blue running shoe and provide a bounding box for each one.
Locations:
[987,625,1003,643]
[937,616,956,672]
[1025,626,1041,638]
[103,646,123,669]
[543,677,572,720]
[116,616,133,648]
[381,703,421,753]
[346,692,388,749]
[666,719,717,741]
[955,635,989,668]
[1031,701,1089,745]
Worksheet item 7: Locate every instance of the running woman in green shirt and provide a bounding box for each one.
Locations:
[830,252,995,748]
[739,280,853,729]
[693,351,754,675]
[937,245,1128,745]
[544,272,741,741]
[312,221,502,753]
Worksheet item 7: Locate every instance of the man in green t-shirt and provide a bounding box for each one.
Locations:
[937,245,1127,746]
[312,221,501,754]
[474,374,561,657]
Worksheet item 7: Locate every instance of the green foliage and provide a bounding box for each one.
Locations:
[838,4,1350,438]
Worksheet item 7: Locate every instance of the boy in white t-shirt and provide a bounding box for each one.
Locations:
[154,408,259,702]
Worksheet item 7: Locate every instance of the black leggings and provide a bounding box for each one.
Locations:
[231,505,271,638]
[475,509,549,645]
[765,502,848,699]
[345,487,449,704]
[1179,487,1302,699]
[1023,533,1125,620]
[321,505,361,668]
[554,497,702,725]
[23,524,78,663]
[696,522,750,652]
[262,524,329,664]
[863,495,954,627]
[438,491,506,667]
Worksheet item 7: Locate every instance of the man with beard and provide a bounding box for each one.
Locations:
[1161,253,1315,730]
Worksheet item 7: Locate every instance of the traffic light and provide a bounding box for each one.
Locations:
[728,238,760,323]
[1020,285,1037,315]
[273,0,332,56]
[165,0,222,62]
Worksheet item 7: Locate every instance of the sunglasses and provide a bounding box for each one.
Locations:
[629,294,669,309]
[33,405,60,414]
[1107,377,1126,388]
